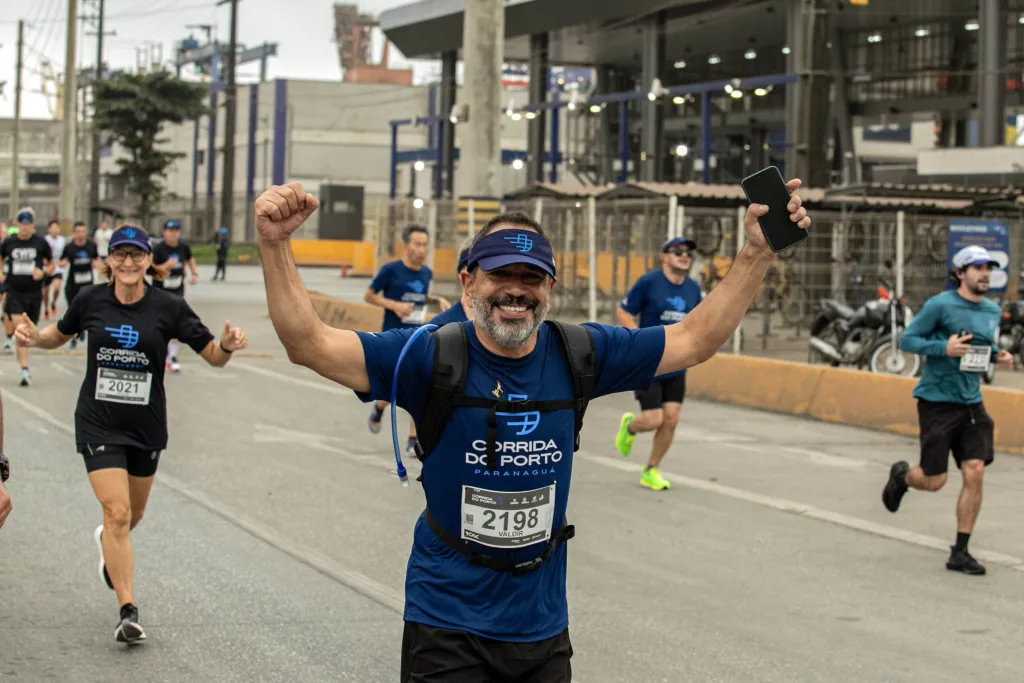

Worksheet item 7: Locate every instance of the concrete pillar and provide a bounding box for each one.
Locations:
[978,0,1008,148]
[460,0,505,198]
[598,66,616,184]
[785,0,830,187]
[527,33,549,185]
[640,12,666,182]
[440,50,457,198]
[827,10,858,184]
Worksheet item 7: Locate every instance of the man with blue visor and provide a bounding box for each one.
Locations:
[254,178,811,681]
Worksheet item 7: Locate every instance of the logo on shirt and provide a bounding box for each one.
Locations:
[492,380,503,398]
[505,233,534,253]
[105,324,140,349]
[665,296,688,312]
[496,393,540,436]
[408,280,425,294]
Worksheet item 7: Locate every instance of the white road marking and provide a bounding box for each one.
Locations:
[235,361,356,398]
[1,391,406,615]
[49,361,76,376]
[578,451,1024,573]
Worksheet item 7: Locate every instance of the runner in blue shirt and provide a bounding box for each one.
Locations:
[613,236,704,491]
[364,224,451,456]
[254,179,810,681]
[882,245,1013,576]
[428,245,473,326]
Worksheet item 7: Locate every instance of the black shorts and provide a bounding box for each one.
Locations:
[65,282,88,305]
[917,399,995,476]
[401,622,572,683]
[634,374,687,412]
[77,443,162,478]
[3,289,43,324]
[43,272,62,286]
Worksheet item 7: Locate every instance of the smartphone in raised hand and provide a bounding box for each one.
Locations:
[740,166,808,253]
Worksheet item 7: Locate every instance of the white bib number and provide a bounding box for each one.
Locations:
[960,345,992,373]
[401,307,427,325]
[11,261,34,276]
[460,484,555,549]
[163,275,183,289]
[95,367,152,405]
[74,271,94,284]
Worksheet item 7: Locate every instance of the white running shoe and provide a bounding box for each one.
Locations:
[94,525,113,590]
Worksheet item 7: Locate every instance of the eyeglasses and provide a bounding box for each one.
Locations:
[669,249,692,257]
[109,249,148,263]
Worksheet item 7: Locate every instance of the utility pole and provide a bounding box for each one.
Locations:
[218,0,239,236]
[61,0,80,227]
[11,20,24,214]
[88,0,107,231]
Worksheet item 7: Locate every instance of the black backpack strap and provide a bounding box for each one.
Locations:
[417,322,470,462]
[545,321,598,452]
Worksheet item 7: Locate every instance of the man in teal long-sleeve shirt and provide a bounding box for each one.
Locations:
[882,245,1013,576]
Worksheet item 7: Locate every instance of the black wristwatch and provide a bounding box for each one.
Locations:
[0,453,9,483]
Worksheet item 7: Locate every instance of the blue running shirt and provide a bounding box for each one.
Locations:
[620,270,702,378]
[368,261,434,331]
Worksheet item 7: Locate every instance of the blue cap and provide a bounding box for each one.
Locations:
[15,207,35,224]
[108,225,152,253]
[219,226,228,234]
[469,230,557,280]
[662,237,697,253]
[456,247,470,272]
[163,219,182,230]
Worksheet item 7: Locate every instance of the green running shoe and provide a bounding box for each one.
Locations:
[640,466,671,491]
[616,413,636,457]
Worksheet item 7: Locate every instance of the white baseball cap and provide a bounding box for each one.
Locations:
[952,245,999,269]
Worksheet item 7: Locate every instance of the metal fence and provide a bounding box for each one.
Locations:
[374,196,1024,361]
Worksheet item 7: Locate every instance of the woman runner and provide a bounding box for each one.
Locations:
[15,224,248,644]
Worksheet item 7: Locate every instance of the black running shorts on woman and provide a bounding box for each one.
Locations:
[917,399,995,476]
[56,285,214,462]
[77,443,162,477]
[401,622,573,683]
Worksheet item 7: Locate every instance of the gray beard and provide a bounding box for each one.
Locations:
[472,293,550,349]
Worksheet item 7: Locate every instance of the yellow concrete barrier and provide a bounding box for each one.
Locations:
[291,240,376,275]
[686,354,1024,455]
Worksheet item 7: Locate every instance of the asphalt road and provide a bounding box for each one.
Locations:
[1,265,1023,683]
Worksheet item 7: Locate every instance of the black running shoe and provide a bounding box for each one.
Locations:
[114,604,147,644]
[947,547,986,575]
[882,461,910,513]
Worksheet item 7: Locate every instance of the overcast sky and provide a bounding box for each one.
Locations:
[0,0,422,120]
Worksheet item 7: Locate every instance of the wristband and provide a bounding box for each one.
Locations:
[219,341,234,354]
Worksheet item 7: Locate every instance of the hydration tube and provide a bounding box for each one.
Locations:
[391,323,438,487]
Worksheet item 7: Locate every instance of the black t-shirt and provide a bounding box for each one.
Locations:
[152,240,193,290]
[57,284,215,450]
[61,240,100,287]
[1,235,53,293]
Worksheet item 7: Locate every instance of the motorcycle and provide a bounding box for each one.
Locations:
[808,264,921,377]
[984,299,1024,384]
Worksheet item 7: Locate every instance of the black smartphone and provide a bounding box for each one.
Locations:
[740,166,808,253]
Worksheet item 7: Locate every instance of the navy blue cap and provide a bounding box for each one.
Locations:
[163,219,182,230]
[469,230,557,280]
[662,237,697,253]
[108,225,152,253]
[456,247,471,272]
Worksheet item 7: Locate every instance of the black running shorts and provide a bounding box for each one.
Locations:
[634,374,687,412]
[3,289,43,325]
[917,399,994,477]
[77,443,162,478]
[400,622,573,683]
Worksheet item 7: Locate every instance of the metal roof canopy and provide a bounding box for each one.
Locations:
[380,0,979,66]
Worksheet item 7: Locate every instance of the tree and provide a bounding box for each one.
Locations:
[93,70,207,228]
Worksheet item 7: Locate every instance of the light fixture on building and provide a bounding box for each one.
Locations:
[511,112,522,121]
[1019,14,1024,24]
[724,84,734,94]
[525,111,537,120]
[673,96,685,105]
[674,60,686,69]
[867,33,882,43]
[965,20,979,31]
[648,78,669,102]
[414,160,425,172]
[781,46,791,55]
[590,104,602,113]
[914,27,929,37]
[730,90,744,99]
[754,87,768,96]
[708,54,721,65]
[512,158,524,170]
[413,198,424,209]
[744,49,757,60]
[675,144,689,157]
[567,101,577,110]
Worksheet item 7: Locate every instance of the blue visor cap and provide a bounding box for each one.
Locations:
[470,230,557,280]
[108,226,152,253]
[662,237,697,253]
[456,247,471,272]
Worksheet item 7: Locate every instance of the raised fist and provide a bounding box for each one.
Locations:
[255,182,320,244]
